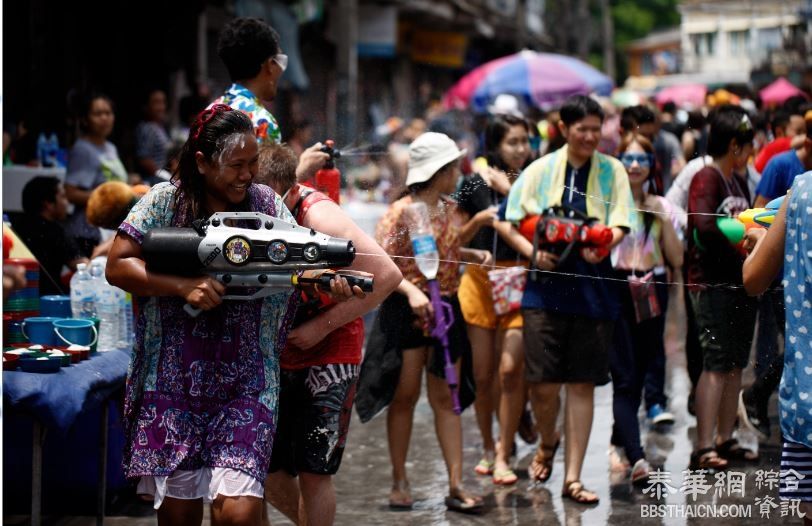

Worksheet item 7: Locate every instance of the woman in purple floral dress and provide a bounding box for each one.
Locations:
[106,105,296,525]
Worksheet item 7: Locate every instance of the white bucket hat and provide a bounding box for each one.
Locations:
[406,132,467,187]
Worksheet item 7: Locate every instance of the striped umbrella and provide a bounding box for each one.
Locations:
[443,50,614,113]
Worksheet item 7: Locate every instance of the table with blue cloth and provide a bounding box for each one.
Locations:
[3,348,130,526]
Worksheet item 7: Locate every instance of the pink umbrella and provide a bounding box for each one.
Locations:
[654,84,707,108]
[760,77,806,106]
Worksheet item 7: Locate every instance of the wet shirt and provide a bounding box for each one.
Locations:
[65,138,127,240]
[612,196,682,272]
[211,84,281,145]
[376,195,463,296]
[118,182,297,482]
[779,172,812,447]
[687,166,751,286]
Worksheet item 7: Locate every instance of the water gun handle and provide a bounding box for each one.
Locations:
[427,279,461,415]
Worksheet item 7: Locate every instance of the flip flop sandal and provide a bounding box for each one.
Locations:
[388,480,413,510]
[493,467,518,485]
[474,458,495,475]
[529,437,560,483]
[562,480,599,505]
[716,438,758,461]
[445,494,485,514]
[689,447,728,471]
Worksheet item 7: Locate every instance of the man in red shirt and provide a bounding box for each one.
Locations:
[754,110,805,173]
[258,144,402,526]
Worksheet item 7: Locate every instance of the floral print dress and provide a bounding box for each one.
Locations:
[118,182,297,483]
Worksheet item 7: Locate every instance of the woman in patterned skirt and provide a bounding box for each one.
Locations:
[106,105,298,525]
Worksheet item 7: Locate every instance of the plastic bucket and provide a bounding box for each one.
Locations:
[40,295,72,318]
[53,319,98,348]
[21,317,61,346]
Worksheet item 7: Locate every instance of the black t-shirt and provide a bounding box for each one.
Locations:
[453,174,520,261]
[12,216,82,295]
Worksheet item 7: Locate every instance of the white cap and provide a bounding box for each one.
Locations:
[406,132,467,187]
[487,94,523,118]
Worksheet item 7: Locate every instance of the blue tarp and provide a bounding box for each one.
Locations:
[3,348,130,434]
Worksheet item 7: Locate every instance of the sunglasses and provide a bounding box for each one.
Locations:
[272,53,288,72]
[619,152,652,168]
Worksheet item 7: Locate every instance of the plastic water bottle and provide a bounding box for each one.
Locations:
[120,292,134,348]
[36,133,48,167]
[70,263,97,318]
[406,201,439,280]
[46,134,60,167]
[96,281,121,352]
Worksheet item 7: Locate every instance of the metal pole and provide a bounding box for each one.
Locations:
[96,402,109,526]
[336,0,358,146]
[31,420,45,526]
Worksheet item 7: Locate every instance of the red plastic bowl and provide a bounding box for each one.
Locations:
[3,353,20,371]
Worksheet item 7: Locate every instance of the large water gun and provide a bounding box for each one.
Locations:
[703,196,785,252]
[518,206,614,281]
[406,202,461,415]
[141,211,373,316]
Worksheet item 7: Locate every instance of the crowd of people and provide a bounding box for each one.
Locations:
[4,13,812,526]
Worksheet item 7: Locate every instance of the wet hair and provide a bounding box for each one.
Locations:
[171,105,254,221]
[706,105,754,158]
[77,92,114,134]
[22,176,61,216]
[484,114,531,173]
[559,95,604,127]
[257,143,297,192]
[217,18,280,81]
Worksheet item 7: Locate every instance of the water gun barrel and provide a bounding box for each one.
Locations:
[141,228,207,275]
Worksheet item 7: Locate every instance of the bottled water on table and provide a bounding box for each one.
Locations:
[406,201,440,280]
[96,283,121,351]
[70,263,97,319]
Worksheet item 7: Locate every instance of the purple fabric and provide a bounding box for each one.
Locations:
[120,184,295,482]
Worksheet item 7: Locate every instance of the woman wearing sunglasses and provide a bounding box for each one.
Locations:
[608,133,683,484]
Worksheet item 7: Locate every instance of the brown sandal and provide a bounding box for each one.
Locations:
[528,436,560,483]
[689,447,728,471]
[562,480,599,505]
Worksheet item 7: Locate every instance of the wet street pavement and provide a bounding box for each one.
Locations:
[6,289,801,525]
[262,288,799,526]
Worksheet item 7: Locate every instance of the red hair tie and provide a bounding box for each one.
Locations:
[191,104,231,141]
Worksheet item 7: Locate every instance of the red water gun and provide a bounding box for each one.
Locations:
[519,206,613,280]
[314,140,342,204]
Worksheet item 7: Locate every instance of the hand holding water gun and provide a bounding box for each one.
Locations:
[518,205,614,278]
[708,195,785,254]
[406,202,461,415]
[141,211,373,317]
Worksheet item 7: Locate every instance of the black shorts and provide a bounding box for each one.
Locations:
[521,309,613,385]
[690,288,757,373]
[268,363,359,476]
